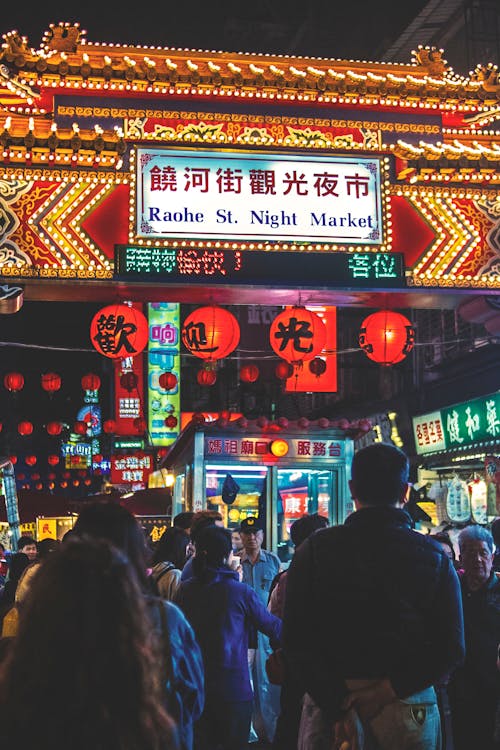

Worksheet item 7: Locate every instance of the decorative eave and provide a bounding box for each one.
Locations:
[2,23,500,113]
[392,138,500,184]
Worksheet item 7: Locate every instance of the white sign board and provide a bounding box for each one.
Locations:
[412,412,447,455]
[135,147,382,244]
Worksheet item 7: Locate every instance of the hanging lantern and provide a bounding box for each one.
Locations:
[18,421,33,436]
[90,303,149,359]
[93,454,103,464]
[47,454,60,466]
[197,368,217,387]
[159,371,178,391]
[120,372,138,392]
[270,307,327,364]
[4,372,24,392]
[74,420,88,435]
[9,455,17,465]
[35,482,43,491]
[103,419,116,434]
[31,472,41,481]
[309,357,327,377]
[182,305,240,362]
[164,415,178,429]
[25,455,37,466]
[133,417,147,433]
[46,421,63,436]
[240,364,260,383]
[275,361,294,380]
[60,481,68,488]
[41,372,62,394]
[359,310,415,365]
[81,373,101,391]
[47,472,56,480]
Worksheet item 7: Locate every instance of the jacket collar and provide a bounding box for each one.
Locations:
[344,504,414,530]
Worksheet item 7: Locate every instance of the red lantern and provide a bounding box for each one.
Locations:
[164,415,178,429]
[18,421,33,436]
[103,419,116,434]
[47,454,60,466]
[90,303,149,359]
[81,373,101,391]
[46,421,63,436]
[25,455,37,466]
[159,371,178,391]
[47,473,56,480]
[31,472,40,481]
[4,372,24,392]
[133,417,147,433]
[197,368,217,387]
[270,307,327,364]
[192,413,206,425]
[298,417,310,428]
[35,482,43,491]
[182,306,240,362]
[120,372,138,392]
[93,454,103,463]
[9,455,17,465]
[359,310,415,365]
[240,364,260,383]
[41,372,61,393]
[60,481,68,488]
[309,357,327,377]
[74,421,88,435]
[275,361,294,380]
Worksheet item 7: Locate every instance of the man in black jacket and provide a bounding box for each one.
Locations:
[283,442,465,750]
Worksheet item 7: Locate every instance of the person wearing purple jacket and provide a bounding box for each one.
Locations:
[177,525,282,750]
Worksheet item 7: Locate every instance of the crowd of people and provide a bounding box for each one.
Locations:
[0,442,498,750]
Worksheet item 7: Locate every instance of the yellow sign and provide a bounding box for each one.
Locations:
[36,518,58,540]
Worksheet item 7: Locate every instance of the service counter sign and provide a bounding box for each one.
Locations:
[205,435,345,461]
[135,147,382,245]
[413,391,500,455]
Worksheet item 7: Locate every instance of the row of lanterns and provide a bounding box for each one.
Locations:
[90,303,416,368]
[4,372,102,394]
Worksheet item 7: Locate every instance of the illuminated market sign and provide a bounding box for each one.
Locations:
[115,247,404,288]
[413,391,500,455]
[205,436,345,460]
[134,147,383,244]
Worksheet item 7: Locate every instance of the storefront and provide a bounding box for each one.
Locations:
[162,417,354,563]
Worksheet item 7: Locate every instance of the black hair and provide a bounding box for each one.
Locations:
[290,513,329,548]
[173,512,195,531]
[431,531,456,562]
[151,526,189,569]
[36,538,61,559]
[190,510,223,546]
[17,536,36,551]
[192,526,232,583]
[351,443,409,506]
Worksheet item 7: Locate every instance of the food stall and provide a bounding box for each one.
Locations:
[161,416,354,564]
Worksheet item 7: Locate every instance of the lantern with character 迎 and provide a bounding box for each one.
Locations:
[182,305,240,363]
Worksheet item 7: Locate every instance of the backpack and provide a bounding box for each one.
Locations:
[151,561,175,585]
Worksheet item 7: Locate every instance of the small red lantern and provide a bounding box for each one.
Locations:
[192,413,206,425]
[359,310,415,365]
[270,307,327,365]
[257,416,269,428]
[159,371,178,391]
[74,421,88,435]
[60,481,68,488]
[73,479,80,487]
[133,417,147,433]
[9,455,17,465]
[35,482,43,491]
[46,421,63,436]
[90,303,149,359]
[197,368,217,387]
[103,419,116,434]
[93,454,103,464]
[318,417,330,428]
[120,372,138,392]
[240,364,260,383]
[31,473,40,481]
[81,373,101,391]
[25,455,37,466]
[47,473,56,480]
[298,417,310,428]
[84,478,92,486]
[182,305,240,362]
[309,357,327,377]
[4,372,24,392]
[48,454,60,466]
[277,416,289,428]
[41,372,62,393]
[275,361,294,380]
[18,421,33,436]
[164,415,178,429]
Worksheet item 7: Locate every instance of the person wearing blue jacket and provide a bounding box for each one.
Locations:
[177,525,282,750]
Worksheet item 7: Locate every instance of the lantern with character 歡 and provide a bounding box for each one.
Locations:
[359,310,415,365]
[90,304,148,359]
[270,307,327,367]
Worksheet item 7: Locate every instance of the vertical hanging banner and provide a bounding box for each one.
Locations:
[147,303,181,446]
[113,304,146,436]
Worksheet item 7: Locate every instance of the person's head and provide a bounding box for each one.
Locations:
[0,536,175,748]
[36,538,60,559]
[189,510,224,555]
[6,552,30,582]
[231,529,244,554]
[17,536,38,561]
[431,531,456,564]
[73,502,149,591]
[290,513,329,549]
[192,526,233,582]
[151,526,190,569]
[173,511,195,534]
[458,524,495,589]
[350,443,409,508]
[491,517,500,549]
[239,516,265,554]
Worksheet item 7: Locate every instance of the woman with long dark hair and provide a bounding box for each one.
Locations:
[177,525,282,750]
[0,535,177,750]
[151,526,190,601]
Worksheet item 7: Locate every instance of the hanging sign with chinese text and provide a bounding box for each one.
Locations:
[135,147,383,245]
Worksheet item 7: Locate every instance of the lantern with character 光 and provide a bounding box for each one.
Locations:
[270,307,327,369]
